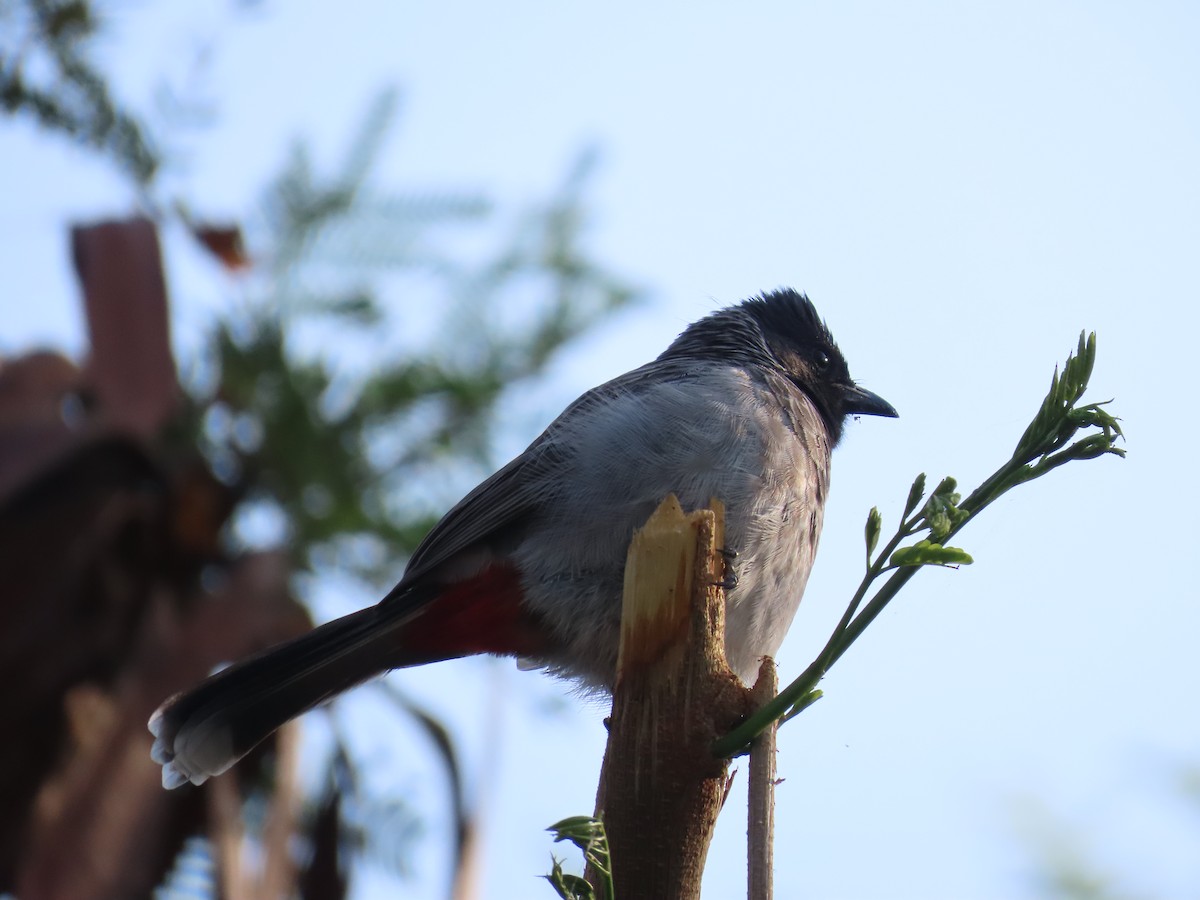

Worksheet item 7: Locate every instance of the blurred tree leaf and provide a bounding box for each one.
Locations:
[4,8,636,897]
[0,0,159,184]
[196,89,639,586]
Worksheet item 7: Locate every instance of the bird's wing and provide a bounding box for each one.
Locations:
[395,451,538,587]
[391,357,702,589]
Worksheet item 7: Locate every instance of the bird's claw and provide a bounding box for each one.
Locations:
[714,546,739,590]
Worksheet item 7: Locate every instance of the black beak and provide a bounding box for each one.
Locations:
[842,383,898,418]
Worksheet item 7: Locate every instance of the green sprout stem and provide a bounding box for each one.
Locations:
[545,816,613,900]
[713,331,1123,758]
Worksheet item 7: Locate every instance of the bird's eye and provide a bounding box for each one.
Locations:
[814,350,831,370]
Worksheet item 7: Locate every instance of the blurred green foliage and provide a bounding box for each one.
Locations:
[0,0,159,184]
[195,88,638,583]
[3,5,638,894]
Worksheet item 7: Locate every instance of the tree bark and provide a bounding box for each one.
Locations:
[595,496,757,899]
[747,659,777,900]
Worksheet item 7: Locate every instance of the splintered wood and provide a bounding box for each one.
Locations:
[596,495,758,900]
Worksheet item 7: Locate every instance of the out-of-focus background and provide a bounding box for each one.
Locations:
[2,3,1197,898]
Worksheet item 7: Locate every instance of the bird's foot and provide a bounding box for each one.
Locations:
[715,546,739,590]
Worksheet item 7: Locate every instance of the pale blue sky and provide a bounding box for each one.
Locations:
[3,3,1198,898]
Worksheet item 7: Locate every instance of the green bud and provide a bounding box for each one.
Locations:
[548,816,606,844]
[932,476,958,498]
[784,688,824,723]
[903,473,927,518]
[926,510,951,542]
[545,862,595,900]
[890,540,974,567]
[865,507,882,561]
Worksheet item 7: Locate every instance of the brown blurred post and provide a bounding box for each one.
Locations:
[71,217,180,438]
[3,219,311,899]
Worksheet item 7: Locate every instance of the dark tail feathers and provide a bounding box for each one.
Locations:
[150,607,395,788]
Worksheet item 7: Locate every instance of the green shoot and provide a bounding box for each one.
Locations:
[544,816,614,900]
[714,331,1124,757]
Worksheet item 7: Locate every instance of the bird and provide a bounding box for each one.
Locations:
[149,288,897,788]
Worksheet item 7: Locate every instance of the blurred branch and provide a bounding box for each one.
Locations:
[5,6,638,889]
[198,91,639,586]
[0,0,159,185]
[377,682,472,881]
